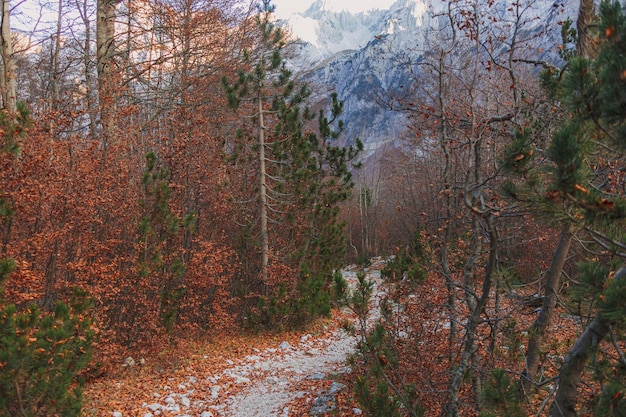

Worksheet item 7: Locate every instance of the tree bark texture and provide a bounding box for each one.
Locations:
[447,214,498,417]
[549,317,610,417]
[79,0,98,139]
[576,0,598,58]
[0,0,16,113]
[522,224,573,390]
[549,268,626,417]
[258,87,269,286]
[96,0,119,144]
[52,0,63,110]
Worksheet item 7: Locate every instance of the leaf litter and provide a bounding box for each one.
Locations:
[83,260,387,417]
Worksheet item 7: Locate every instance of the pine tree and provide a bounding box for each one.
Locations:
[0,289,94,417]
[479,369,525,417]
[222,1,361,327]
[506,1,626,415]
[288,92,361,321]
[137,151,196,334]
[349,272,424,417]
[501,1,626,399]
[222,0,287,287]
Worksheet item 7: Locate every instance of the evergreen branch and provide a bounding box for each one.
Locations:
[234,196,258,205]
[585,228,626,251]
[588,138,618,153]
[266,212,287,223]
[574,233,614,257]
[267,195,292,207]
[265,186,291,197]
[264,172,286,183]
[263,157,290,165]
[512,58,559,71]
[586,232,626,259]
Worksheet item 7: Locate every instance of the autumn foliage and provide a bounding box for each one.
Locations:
[2,0,626,416]
[2,0,358,376]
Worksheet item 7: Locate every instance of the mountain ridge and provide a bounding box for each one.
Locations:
[281,0,577,161]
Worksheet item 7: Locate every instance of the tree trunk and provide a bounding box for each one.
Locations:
[437,33,457,362]
[77,0,98,139]
[447,213,497,417]
[521,224,573,390]
[52,0,63,111]
[359,185,370,257]
[258,88,269,286]
[0,0,16,114]
[549,317,610,417]
[96,0,118,146]
[577,0,598,58]
[549,267,625,417]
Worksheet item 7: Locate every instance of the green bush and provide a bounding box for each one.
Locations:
[381,232,428,283]
[0,287,94,417]
[247,268,335,331]
[594,382,626,417]
[479,369,525,417]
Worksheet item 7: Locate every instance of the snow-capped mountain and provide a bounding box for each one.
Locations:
[285,0,432,69]
[280,0,578,160]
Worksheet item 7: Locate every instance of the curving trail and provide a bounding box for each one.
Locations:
[132,261,384,417]
[218,261,383,416]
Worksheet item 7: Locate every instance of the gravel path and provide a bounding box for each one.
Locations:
[222,263,382,416]
[136,261,384,417]
[222,326,356,416]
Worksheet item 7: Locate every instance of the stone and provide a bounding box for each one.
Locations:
[146,403,162,412]
[328,382,346,395]
[309,381,347,415]
[309,394,336,415]
[266,376,280,384]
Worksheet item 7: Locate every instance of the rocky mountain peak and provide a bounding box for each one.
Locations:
[280,0,578,162]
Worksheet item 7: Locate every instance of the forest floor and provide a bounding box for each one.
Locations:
[82,260,386,417]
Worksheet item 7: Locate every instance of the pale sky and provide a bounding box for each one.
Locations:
[271,0,399,19]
